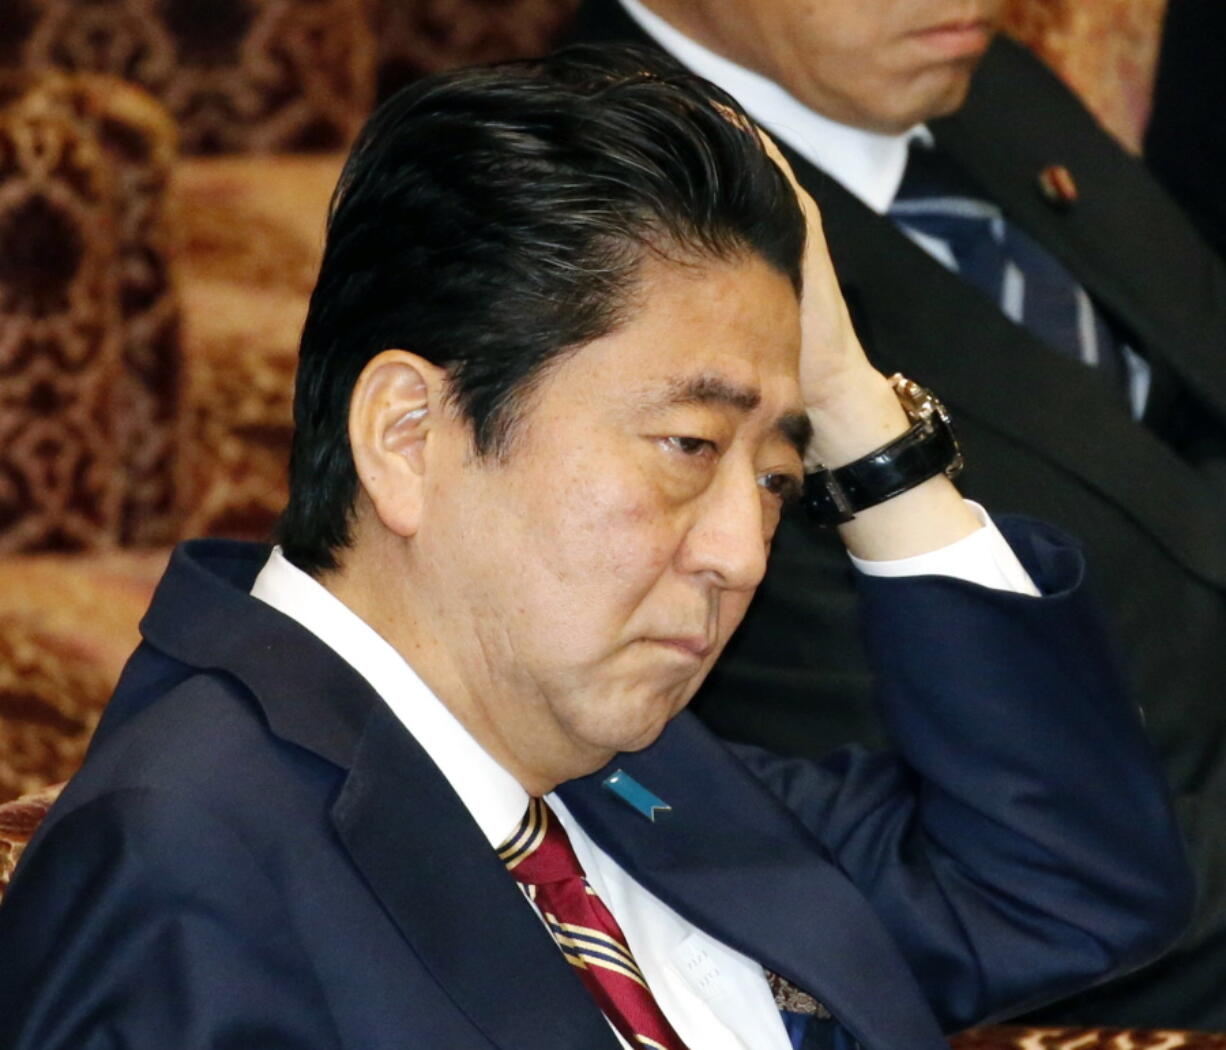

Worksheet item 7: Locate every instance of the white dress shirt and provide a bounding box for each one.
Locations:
[619,0,920,215]
[250,510,1036,1049]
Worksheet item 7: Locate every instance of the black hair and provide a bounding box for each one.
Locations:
[278,42,805,575]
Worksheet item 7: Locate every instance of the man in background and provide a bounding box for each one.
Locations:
[570,0,1226,1030]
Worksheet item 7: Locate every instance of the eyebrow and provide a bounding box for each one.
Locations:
[658,373,813,459]
[664,374,761,412]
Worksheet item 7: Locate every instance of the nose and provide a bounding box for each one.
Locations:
[675,467,770,593]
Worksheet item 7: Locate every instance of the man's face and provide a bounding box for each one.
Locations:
[414,254,806,789]
[688,0,1003,132]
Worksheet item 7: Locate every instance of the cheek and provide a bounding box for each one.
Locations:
[802,0,891,54]
[557,482,673,581]
[526,468,679,627]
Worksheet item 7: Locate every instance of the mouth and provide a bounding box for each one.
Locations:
[649,636,715,661]
[910,19,993,59]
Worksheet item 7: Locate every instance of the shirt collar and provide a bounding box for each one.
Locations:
[250,547,529,848]
[619,0,930,214]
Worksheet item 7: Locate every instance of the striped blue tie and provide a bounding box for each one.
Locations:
[890,141,1144,414]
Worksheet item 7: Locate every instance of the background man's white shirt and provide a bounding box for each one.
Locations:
[619,0,918,214]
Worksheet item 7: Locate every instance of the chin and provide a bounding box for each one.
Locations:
[874,63,980,130]
[607,699,688,757]
[570,675,700,761]
[601,715,671,757]
[619,723,672,755]
[925,71,976,119]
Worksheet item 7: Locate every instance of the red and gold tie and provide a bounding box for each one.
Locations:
[498,797,690,1050]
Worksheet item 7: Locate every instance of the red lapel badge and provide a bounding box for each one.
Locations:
[1037,164,1078,207]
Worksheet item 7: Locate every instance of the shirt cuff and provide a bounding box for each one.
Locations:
[847,501,1042,596]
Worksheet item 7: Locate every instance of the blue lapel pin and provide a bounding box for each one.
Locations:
[602,769,671,822]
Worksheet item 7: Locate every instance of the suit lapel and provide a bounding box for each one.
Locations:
[143,543,617,1050]
[558,714,950,1050]
[332,702,619,1050]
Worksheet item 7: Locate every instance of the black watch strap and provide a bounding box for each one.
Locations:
[803,376,963,527]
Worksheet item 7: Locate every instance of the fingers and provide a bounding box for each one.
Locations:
[754,126,887,455]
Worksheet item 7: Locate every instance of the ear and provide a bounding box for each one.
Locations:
[348,349,446,538]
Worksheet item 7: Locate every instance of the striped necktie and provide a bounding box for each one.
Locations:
[890,140,1145,413]
[499,797,690,1050]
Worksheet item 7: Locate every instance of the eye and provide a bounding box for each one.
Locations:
[661,435,716,457]
[758,471,803,506]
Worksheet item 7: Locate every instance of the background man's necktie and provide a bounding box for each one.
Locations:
[890,141,1145,414]
[499,797,690,1050]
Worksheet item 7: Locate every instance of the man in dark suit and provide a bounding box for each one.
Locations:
[0,46,1190,1050]
[569,0,1226,1029]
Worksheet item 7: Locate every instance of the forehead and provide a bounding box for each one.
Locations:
[550,253,803,417]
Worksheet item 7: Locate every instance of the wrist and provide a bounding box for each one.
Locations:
[803,373,966,530]
[803,367,910,471]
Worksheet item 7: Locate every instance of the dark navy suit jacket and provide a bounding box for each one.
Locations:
[0,520,1191,1050]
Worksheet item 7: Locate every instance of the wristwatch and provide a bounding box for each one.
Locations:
[803,374,964,526]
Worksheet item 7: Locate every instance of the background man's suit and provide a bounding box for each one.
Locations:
[571,0,1226,1029]
[0,525,1189,1050]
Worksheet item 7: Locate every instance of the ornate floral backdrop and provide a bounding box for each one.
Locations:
[1004,0,1168,153]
